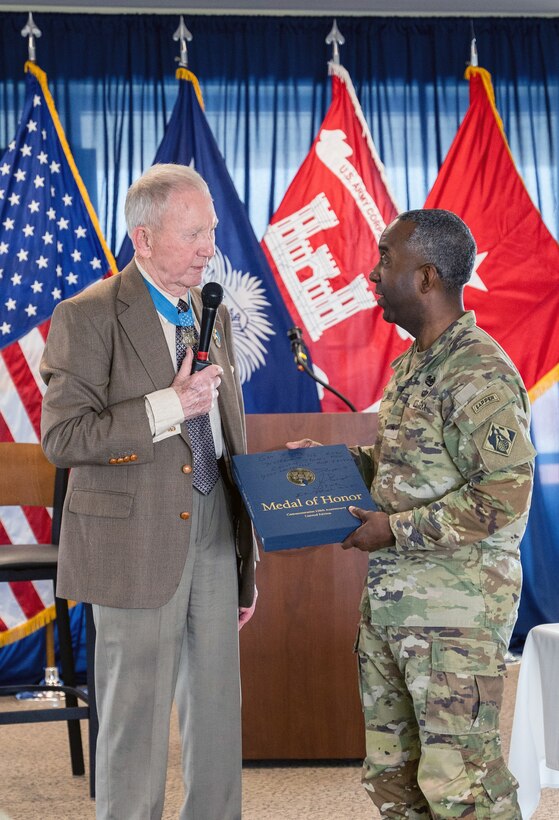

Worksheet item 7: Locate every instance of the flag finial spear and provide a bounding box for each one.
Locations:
[469,37,478,67]
[21,12,41,63]
[173,15,193,69]
[469,20,478,67]
[326,19,345,66]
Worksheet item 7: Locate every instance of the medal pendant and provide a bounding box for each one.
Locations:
[179,326,197,348]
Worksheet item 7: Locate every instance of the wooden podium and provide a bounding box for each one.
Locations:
[240,413,377,760]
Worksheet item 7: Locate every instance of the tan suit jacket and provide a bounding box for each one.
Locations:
[40,261,256,609]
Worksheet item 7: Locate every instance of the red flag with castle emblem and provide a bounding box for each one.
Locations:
[262,63,409,412]
[425,66,559,399]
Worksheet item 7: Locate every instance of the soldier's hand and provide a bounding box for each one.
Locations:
[341,507,395,552]
[171,348,223,420]
[286,439,323,448]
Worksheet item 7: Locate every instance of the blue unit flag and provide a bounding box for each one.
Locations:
[117,69,320,413]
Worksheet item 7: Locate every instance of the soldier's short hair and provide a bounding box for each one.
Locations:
[398,209,477,292]
[125,163,211,235]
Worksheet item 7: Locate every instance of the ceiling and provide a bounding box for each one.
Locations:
[2,0,558,15]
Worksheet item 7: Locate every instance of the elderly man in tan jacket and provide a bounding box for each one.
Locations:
[41,163,256,820]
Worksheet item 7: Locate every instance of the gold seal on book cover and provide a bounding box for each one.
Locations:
[286,468,316,487]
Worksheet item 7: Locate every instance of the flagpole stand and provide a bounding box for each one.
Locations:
[15,621,65,704]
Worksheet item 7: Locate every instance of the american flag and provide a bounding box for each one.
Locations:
[0,61,115,646]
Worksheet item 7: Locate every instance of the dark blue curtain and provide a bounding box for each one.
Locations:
[1,12,558,676]
[1,13,558,245]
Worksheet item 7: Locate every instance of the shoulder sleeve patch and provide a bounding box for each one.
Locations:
[483,422,517,457]
[452,381,518,432]
[472,410,535,473]
[451,380,536,475]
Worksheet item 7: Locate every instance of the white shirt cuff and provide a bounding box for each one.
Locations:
[145,388,185,442]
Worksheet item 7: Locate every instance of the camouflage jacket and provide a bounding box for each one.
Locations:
[353,311,535,634]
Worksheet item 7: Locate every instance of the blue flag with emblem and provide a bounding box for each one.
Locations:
[116,68,320,413]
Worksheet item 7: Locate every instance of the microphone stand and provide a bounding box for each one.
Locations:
[287,327,357,413]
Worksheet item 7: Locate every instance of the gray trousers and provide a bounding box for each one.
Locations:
[92,479,241,820]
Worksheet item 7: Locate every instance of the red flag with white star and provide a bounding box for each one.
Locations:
[424,66,559,399]
[262,62,409,412]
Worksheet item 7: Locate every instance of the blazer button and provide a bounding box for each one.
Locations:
[130,454,138,461]
[182,464,192,474]
[180,511,190,520]
[123,455,131,463]
[109,458,117,465]
[116,457,124,463]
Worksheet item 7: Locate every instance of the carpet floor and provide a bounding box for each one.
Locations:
[1,660,557,819]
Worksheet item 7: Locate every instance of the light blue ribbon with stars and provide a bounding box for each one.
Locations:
[143,278,194,327]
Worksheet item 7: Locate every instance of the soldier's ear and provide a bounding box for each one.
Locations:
[418,263,438,294]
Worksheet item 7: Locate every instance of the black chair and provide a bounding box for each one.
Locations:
[0,442,97,798]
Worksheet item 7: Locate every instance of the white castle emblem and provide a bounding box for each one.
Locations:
[204,246,275,384]
[262,128,412,345]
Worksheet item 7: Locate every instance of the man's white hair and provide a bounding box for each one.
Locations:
[125,163,211,235]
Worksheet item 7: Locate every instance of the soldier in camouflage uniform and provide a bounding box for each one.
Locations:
[289,210,535,818]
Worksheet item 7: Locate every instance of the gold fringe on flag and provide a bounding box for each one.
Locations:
[0,600,78,648]
[0,603,56,648]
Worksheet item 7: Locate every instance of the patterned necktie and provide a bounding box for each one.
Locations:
[176,298,220,495]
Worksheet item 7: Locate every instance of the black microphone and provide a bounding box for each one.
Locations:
[287,326,308,371]
[286,325,357,412]
[192,282,224,373]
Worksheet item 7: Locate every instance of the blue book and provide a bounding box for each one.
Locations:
[232,445,377,551]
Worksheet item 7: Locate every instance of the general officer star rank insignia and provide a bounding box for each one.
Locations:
[483,422,517,456]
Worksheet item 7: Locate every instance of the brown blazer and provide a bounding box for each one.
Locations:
[40,261,256,609]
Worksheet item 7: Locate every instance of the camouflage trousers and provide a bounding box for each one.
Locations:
[355,620,520,819]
